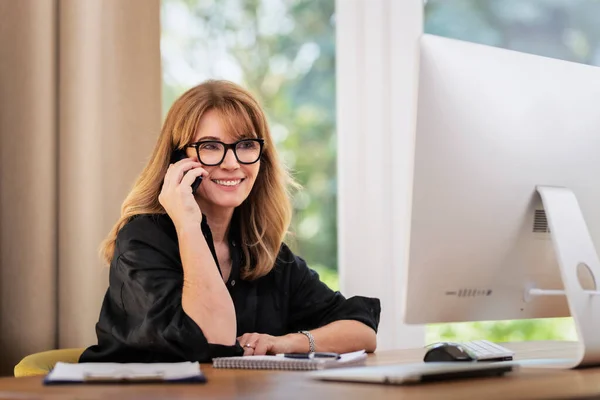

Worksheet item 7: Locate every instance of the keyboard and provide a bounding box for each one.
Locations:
[458,340,515,361]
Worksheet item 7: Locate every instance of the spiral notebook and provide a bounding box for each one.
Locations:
[212,350,367,370]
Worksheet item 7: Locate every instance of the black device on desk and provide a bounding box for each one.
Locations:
[424,343,475,362]
[424,342,514,363]
[171,149,203,194]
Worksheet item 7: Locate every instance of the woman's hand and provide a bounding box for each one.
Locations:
[158,158,207,230]
[237,333,304,356]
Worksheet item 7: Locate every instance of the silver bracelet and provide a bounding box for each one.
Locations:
[298,330,316,353]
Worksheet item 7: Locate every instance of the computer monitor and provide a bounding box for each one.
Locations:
[403,34,600,366]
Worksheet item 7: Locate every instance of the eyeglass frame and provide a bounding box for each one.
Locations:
[186,138,265,166]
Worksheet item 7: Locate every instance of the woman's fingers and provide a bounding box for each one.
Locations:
[243,346,254,356]
[238,333,251,346]
[180,165,206,189]
[253,338,270,356]
[158,157,205,228]
[239,333,261,356]
[164,159,201,188]
[237,333,275,356]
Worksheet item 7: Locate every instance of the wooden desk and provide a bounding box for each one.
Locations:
[1,341,599,400]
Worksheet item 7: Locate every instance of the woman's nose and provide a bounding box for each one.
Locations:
[220,148,240,169]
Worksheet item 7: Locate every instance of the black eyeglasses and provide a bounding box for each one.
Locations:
[187,138,264,166]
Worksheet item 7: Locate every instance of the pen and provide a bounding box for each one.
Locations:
[277,352,341,360]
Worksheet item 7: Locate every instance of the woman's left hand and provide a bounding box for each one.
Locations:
[237,332,297,356]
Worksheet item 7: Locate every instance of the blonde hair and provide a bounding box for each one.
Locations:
[100,80,296,280]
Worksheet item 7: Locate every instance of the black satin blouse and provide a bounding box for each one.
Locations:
[80,213,381,363]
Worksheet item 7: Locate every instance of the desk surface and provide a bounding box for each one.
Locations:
[0,341,599,400]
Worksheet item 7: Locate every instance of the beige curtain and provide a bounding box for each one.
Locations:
[0,0,161,375]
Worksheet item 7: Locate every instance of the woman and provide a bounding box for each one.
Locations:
[80,80,380,363]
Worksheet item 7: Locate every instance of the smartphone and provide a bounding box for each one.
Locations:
[170,149,203,194]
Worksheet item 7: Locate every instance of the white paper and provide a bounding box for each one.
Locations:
[46,362,202,382]
[338,350,367,361]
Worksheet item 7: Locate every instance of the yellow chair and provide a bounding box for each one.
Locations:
[14,348,85,377]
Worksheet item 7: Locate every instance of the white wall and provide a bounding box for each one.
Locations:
[336,0,425,350]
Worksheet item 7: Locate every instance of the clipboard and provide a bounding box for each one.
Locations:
[43,362,206,385]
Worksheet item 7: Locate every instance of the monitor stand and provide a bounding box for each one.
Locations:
[524,186,600,369]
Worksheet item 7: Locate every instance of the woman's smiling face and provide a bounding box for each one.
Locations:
[185,109,261,213]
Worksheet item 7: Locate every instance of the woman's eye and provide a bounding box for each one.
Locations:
[239,141,256,149]
[200,143,220,150]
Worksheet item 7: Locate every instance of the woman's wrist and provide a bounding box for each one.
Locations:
[177,222,219,279]
[174,218,203,236]
[284,333,311,353]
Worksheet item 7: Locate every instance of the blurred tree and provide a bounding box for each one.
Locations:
[161,0,338,289]
[425,0,600,66]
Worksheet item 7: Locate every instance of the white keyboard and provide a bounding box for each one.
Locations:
[459,340,514,361]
